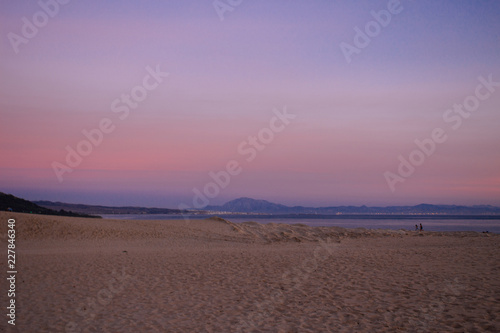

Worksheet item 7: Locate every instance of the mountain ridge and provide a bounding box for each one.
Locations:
[18,195,500,216]
[205,197,500,215]
[34,200,185,215]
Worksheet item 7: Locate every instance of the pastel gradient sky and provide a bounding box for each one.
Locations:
[1,0,499,207]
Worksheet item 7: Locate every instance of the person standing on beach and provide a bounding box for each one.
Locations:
[415,224,418,231]
[420,223,423,231]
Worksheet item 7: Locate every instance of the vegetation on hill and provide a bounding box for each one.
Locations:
[0,192,101,218]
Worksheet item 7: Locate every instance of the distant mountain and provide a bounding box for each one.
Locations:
[0,192,100,218]
[204,197,500,215]
[205,197,289,213]
[34,201,185,215]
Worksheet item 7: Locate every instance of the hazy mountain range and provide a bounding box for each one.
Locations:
[0,193,496,216]
[205,197,500,215]
[34,200,184,215]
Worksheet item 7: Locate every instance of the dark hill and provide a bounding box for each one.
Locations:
[1,192,100,218]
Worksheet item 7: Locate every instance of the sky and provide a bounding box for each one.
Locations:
[1,0,499,208]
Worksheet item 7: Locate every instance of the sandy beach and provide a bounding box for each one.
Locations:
[1,212,499,332]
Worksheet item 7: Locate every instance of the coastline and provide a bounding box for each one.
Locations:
[99,213,500,233]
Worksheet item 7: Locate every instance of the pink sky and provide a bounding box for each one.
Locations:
[1,0,499,207]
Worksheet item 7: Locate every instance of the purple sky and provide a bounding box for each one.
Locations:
[1,0,499,208]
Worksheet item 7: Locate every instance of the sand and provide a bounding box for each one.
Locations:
[0,211,499,332]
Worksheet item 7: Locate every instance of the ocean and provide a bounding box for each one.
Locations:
[100,214,500,233]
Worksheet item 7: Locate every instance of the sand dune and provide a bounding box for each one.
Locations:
[1,212,498,332]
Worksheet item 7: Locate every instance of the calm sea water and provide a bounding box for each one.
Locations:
[100,214,500,233]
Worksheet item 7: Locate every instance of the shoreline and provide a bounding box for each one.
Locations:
[1,212,497,242]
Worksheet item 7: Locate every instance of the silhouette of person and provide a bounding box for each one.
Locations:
[419,223,423,231]
[415,224,418,231]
